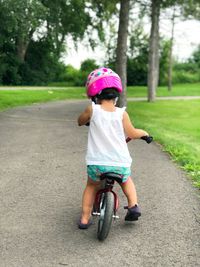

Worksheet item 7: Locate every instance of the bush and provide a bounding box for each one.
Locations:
[74,71,88,86]
[56,59,99,87]
[172,70,200,84]
[19,40,68,86]
[173,62,198,72]
[127,57,148,85]
[62,65,80,85]
[80,59,98,72]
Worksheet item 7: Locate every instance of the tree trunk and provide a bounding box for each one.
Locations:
[116,0,130,107]
[168,7,176,91]
[16,37,28,63]
[148,0,160,102]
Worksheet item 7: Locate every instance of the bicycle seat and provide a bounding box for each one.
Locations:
[100,172,123,183]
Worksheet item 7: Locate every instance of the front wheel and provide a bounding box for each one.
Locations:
[97,192,114,241]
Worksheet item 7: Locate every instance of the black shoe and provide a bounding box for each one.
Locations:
[124,205,141,221]
[78,219,93,230]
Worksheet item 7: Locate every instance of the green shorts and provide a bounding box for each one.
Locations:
[87,165,131,184]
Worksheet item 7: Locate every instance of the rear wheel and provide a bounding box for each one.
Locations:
[97,192,114,241]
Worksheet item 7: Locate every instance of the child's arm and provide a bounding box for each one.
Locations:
[77,105,92,126]
[123,111,149,139]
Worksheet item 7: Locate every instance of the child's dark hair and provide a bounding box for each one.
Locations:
[95,88,120,100]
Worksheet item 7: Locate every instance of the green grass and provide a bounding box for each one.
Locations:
[1,82,200,101]
[127,83,200,97]
[0,88,84,111]
[127,100,200,189]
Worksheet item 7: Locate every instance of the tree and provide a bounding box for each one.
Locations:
[127,28,149,85]
[180,0,200,19]
[148,0,160,102]
[189,45,200,68]
[147,0,178,101]
[0,0,48,84]
[116,0,130,107]
[19,38,67,85]
[80,59,99,72]
[167,6,176,91]
[42,0,91,58]
[6,0,47,63]
[159,39,170,85]
[0,0,92,85]
[88,0,130,107]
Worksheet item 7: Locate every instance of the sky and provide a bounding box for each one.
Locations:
[63,18,200,69]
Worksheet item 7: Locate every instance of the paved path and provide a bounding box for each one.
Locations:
[0,101,199,267]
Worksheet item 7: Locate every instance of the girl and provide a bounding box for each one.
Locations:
[78,67,150,229]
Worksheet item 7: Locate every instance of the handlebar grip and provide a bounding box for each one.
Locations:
[126,137,132,143]
[141,136,153,144]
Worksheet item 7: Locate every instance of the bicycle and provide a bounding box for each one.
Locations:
[92,135,153,241]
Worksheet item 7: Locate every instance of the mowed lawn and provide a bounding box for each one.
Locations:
[0,88,85,111]
[128,83,200,97]
[127,100,200,188]
[0,82,200,111]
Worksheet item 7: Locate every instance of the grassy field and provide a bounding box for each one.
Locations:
[0,85,200,188]
[128,83,200,97]
[0,88,85,111]
[0,82,200,108]
[127,100,200,188]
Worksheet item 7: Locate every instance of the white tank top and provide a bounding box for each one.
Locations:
[86,102,132,167]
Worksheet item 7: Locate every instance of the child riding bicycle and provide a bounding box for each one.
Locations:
[78,67,150,229]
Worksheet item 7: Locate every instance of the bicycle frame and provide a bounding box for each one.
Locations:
[93,178,119,217]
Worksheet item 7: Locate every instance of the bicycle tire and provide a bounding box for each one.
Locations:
[97,191,114,241]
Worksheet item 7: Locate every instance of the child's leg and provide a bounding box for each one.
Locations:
[81,178,100,224]
[120,177,138,208]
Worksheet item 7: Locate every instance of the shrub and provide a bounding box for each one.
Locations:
[172,70,200,84]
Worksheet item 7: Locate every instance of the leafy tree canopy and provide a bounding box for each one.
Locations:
[0,0,93,85]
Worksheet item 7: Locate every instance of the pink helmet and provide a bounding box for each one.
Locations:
[86,67,123,97]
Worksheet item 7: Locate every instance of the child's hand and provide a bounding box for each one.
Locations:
[78,105,92,126]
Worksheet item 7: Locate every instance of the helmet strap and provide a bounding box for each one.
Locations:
[91,96,97,104]
[114,97,118,106]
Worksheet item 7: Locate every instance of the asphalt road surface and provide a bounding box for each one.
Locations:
[0,100,199,267]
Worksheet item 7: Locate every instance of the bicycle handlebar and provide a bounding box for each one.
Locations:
[126,136,153,144]
[141,135,153,143]
[126,137,132,143]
